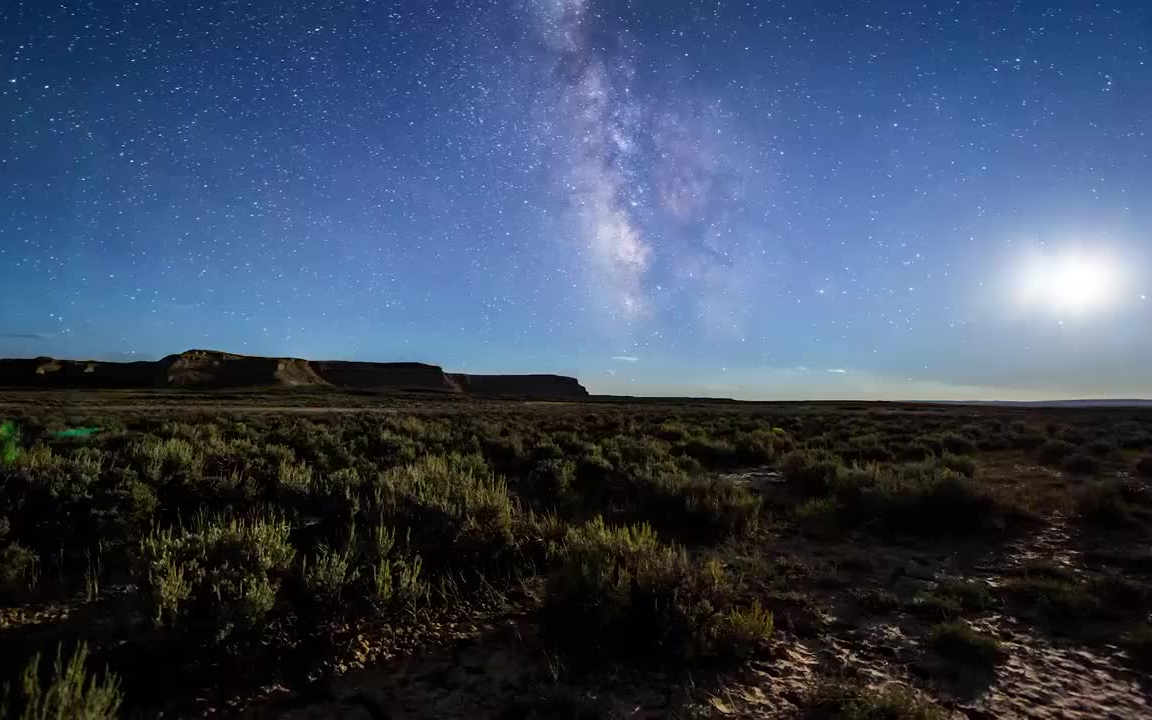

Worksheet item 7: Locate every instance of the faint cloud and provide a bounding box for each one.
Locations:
[611,355,639,363]
[0,332,54,340]
[827,368,848,374]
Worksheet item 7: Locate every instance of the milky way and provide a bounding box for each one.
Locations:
[1,0,1150,399]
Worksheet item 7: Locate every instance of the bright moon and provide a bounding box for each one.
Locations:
[1017,248,1123,315]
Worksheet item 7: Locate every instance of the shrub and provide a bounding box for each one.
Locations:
[834,462,1019,538]
[277,459,313,494]
[1136,456,1152,479]
[544,518,690,661]
[677,477,761,539]
[137,514,295,640]
[1075,479,1149,529]
[676,436,738,468]
[0,517,36,598]
[5,643,122,720]
[131,436,201,483]
[358,520,424,607]
[899,442,934,462]
[940,452,976,477]
[527,458,576,500]
[1126,624,1152,669]
[923,578,994,615]
[782,450,841,496]
[1011,432,1046,450]
[708,600,774,659]
[1087,440,1118,458]
[543,517,745,663]
[1001,571,1102,628]
[851,587,900,614]
[1061,453,1100,476]
[375,454,516,565]
[1038,439,1074,466]
[303,542,357,604]
[941,433,976,455]
[928,622,1002,668]
[733,430,775,464]
[805,682,946,720]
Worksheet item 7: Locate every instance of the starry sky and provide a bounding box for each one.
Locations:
[1,0,1150,400]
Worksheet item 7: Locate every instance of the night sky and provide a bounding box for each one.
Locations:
[2,0,1150,400]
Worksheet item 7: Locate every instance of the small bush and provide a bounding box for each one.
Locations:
[708,600,773,659]
[733,430,775,464]
[1087,440,1118,458]
[1011,432,1046,450]
[833,462,1021,538]
[677,477,761,538]
[6,643,122,720]
[527,458,576,500]
[131,436,201,483]
[782,450,841,496]
[303,542,357,604]
[358,520,424,607]
[543,517,747,663]
[928,622,1002,668]
[899,442,934,462]
[675,436,738,468]
[941,433,976,455]
[375,454,516,565]
[805,681,946,720]
[1061,453,1100,476]
[1126,624,1152,669]
[940,452,976,477]
[544,518,690,661]
[851,587,900,613]
[1038,439,1074,466]
[137,514,295,640]
[1075,479,1150,529]
[277,459,313,494]
[0,517,37,598]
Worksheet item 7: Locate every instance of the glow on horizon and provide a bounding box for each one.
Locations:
[1016,247,1126,317]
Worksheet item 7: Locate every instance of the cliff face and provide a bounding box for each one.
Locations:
[449,373,588,398]
[310,361,460,392]
[0,350,589,399]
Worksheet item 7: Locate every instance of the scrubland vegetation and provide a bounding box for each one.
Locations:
[1,395,1151,717]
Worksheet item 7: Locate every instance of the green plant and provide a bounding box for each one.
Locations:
[374,454,516,565]
[941,433,976,455]
[303,542,356,603]
[1075,479,1150,529]
[358,520,424,606]
[527,458,576,499]
[543,517,700,662]
[708,600,773,658]
[1061,453,1100,475]
[1038,439,1074,466]
[939,452,976,477]
[0,518,37,597]
[912,578,993,618]
[5,643,122,720]
[805,681,946,720]
[782,450,841,496]
[928,622,1002,668]
[137,514,295,640]
[1126,624,1152,669]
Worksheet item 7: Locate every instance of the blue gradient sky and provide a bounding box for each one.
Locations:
[1,0,1150,399]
